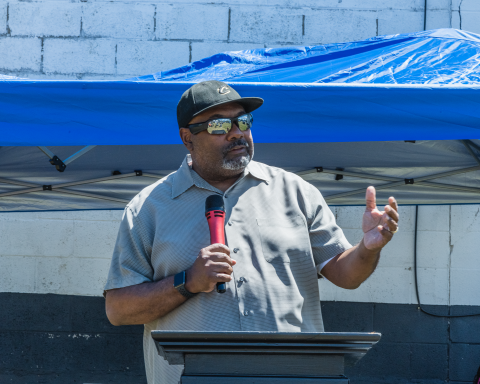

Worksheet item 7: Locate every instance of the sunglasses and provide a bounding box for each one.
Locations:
[187,113,253,135]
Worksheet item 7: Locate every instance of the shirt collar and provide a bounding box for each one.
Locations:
[244,159,270,185]
[171,154,270,199]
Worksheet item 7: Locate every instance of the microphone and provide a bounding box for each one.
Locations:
[205,194,227,294]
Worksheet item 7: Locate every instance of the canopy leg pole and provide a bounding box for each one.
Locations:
[63,145,97,165]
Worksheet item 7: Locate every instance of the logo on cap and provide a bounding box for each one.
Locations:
[218,86,231,95]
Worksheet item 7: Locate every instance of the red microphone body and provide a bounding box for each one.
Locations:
[205,195,227,293]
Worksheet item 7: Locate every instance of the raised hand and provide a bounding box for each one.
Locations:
[362,186,399,251]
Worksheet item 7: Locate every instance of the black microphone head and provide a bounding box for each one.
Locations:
[205,194,225,213]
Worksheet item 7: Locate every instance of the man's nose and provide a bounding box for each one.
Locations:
[226,121,243,140]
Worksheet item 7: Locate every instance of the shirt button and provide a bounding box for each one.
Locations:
[239,277,247,282]
[228,221,232,226]
[233,248,239,253]
[243,310,249,316]
[224,195,228,198]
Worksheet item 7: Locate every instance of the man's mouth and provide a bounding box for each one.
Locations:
[228,146,247,154]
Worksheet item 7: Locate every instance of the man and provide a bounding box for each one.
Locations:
[104,80,399,384]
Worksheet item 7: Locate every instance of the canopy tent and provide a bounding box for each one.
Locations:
[1,28,480,211]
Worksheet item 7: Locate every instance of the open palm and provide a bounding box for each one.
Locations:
[362,186,399,251]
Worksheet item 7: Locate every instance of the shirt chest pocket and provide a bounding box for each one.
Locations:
[256,216,310,264]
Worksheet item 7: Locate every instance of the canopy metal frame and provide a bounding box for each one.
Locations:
[296,140,480,203]
[0,140,479,207]
[0,171,164,204]
[38,145,97,172]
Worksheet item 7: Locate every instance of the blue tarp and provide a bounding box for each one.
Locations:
[2,28,480,210]
[1,29,480,146]
[132,29,480,85]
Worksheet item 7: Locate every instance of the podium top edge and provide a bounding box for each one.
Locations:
[151,331,381,343]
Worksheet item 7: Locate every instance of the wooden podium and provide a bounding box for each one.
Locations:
[152,331,381,383]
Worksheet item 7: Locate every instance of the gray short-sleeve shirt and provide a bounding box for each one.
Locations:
[105,155,352,384]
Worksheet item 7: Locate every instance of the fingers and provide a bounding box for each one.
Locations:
[365,186,376,211]
[210,261,234,274]
[209,252,236,266]
[212,273,233,283]
[383,216,399,232]
[384,205,399,223]
[207,243,230,255]
[389,196,398,212]
[383,197,399,233]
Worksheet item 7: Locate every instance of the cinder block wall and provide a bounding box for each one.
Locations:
[1,205,479,307]
[1,0,478,80]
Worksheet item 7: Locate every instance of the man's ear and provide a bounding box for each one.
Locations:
[179,128,194,151]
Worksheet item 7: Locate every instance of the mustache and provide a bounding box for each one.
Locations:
[222,139,250,156]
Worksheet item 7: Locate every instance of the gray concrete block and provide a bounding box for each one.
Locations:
[43,38,116,75]
[454,0,480,11]
[34,256,111,296]
[73,219,119,259]
[229,6,303,44]
[417,205,450,232]
[156,4,229,41]
[0,37,42,71]
[0,256,36,294]
[304,9,377,44]
[460,10,480,34]
[450,306,480,343]
[450,268,480,306]
[321,301,374,333]
[426,9,452,29]
[0,2,7,35]
[428,0,454,9]
[9,2,81,37]
[0,216,74,257]
[373,303,448,343]
[70,294,143,335]
[0,330,143,374]
[410,343,448,379]
[450,343,480,382]
[82,3,155,39]
[191,42,265,62]
[377,9,424,36]
[0,293,71,332]
[346,341,411,378]
[116,40,189,77]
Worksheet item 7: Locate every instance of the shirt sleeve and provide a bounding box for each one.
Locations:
[104,206,154,291]
[304,183,353,272]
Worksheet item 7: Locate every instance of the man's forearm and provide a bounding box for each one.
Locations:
[105,276,187,326]
[320,239,381,289]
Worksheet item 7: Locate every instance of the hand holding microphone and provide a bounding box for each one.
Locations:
[184,195,235,294]
[185,243,236,294]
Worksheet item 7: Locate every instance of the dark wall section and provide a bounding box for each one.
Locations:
[321,301,480,384]
[1,293,479,383]
[0,293,145,384]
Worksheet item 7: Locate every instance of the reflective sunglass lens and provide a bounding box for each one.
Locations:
[207,119,232,134]
[237,114,252,131]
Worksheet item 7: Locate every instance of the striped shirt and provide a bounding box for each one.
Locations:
[105,155,352,384]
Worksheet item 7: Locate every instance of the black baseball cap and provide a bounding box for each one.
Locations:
[177,80,264,128]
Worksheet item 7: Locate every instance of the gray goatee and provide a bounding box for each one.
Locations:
[222,139,252,171]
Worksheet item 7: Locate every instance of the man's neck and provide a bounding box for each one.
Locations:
[191,163,243,192]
